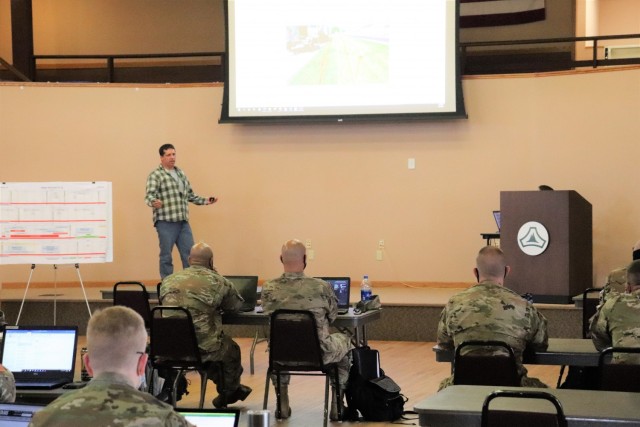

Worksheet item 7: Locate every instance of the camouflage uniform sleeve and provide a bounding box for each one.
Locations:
[323,281,339,323]
[527,305,548,351]
[219,277,244,313]
[590,297,614,351]
[436,305,453,350]
[0,369,15,403]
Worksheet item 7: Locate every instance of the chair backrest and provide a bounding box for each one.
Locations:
[149,306,203,369]
[582,287,601,338]
[481,390,567,427]
[598,347,640,392]
[269,309,325,372]
[453,340,520,387]
[113,281,151,329]
[157,281,163,304]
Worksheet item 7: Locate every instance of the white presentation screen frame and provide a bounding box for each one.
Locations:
[220,0,466,123]
[0,182,113,265]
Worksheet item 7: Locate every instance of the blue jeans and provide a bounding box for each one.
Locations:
[155,220,194,279]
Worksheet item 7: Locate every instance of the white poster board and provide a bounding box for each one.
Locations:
[0,182,113,265]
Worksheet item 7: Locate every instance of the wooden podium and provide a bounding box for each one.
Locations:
[500,190,592,304]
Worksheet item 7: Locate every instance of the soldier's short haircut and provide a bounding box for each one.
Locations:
[159,143,175,156]
[476,246,506,279]
[87,306,147,372]
[626,260,640,286]
[281,239,305,262]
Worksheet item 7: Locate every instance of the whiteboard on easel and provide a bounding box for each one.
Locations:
[0,181,113,264]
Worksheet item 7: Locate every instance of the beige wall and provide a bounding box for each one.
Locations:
[598,0,640,36]
[2,68,640,288]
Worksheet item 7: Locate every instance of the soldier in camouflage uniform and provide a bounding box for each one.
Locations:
[160,242,251,408]
[0,311,16,403]
[597,240,640,306]
[261,239,353,420]
[29,306,194,427]
[0,367,15,403]
[437,246,549,390]
[590,259,640,364]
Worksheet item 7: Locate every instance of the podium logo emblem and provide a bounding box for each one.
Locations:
[517,221,549,256]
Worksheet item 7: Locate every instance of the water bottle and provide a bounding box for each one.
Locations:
[360,275,372,301]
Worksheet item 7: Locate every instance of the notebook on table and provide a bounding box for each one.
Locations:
[178,408,240,427]
[0,326,78,390]
[0,402,46,426]
[317,277,351,314]
[225,275,259,312]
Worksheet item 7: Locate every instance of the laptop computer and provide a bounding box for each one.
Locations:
[178,408,240,427]
[493,210,501,232]
[0,326,78,390]
[317,277,351,314]
[226,275,259,312]
[0,402,46,426]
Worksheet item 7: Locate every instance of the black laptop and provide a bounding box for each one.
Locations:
[178,408,240,427]
[317,277,351,314]
[225,275,259,312]
[1,326,78,390]
[0,402,46,426]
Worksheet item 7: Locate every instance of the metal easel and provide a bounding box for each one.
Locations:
[16,263,92,325]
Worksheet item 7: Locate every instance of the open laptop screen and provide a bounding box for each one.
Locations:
[178,409,240,427]
[225,275,259,312]
[316,277,351,311]
[0,326,78,386]
[493,210,501,232]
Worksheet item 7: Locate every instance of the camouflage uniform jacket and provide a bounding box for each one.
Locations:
[437,281,548,383]
[28,372,193,427]
[261,272,354,364]
[599,267,627,305]
[0,369,15,403]
[160,265,243,355]
[590,288,640,363]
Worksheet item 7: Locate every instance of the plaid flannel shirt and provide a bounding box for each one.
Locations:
[145,165,206,223]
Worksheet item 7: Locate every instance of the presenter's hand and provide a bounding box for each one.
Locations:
[207,197,218,205]
[152,199,163,209]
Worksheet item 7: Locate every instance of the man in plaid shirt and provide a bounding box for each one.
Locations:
[145,144,216,279]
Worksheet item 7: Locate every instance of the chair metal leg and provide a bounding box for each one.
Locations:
[170,370,183,408]
[323,376,330,427]
[333,367,343,420]
[262,368,271,410]
[275,374,282,419]
[250,329,258,375]
[198,371,208,409]
[250,326,269,375]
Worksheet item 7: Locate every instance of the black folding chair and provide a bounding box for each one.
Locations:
[453,340,520,387]
[149,306,225,408]
[481,390,567,427]
[263,309,341,427]
[597,347,640,392]
[113,281,151,329]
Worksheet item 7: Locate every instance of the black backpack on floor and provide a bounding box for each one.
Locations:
[345,346,407,422]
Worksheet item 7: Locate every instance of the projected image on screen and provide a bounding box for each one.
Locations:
[286,25,389,86]
[220,0,466,123]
